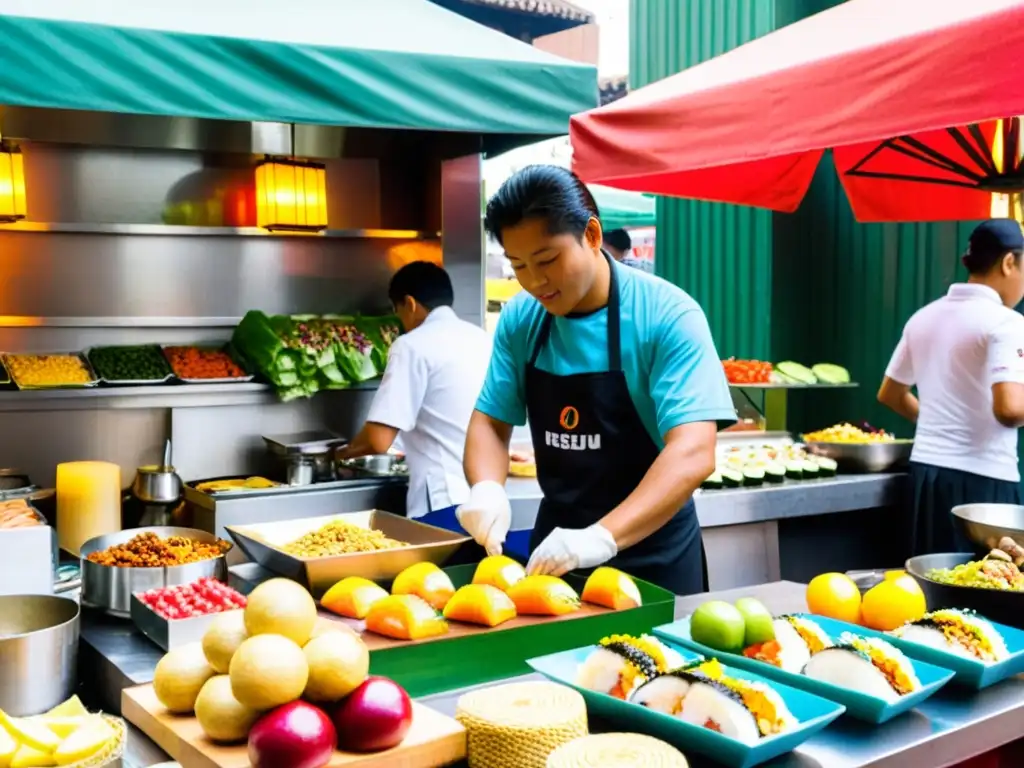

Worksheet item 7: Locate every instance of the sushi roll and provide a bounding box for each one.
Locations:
[629,669,702,715]
[890,609,1009,663]
[576,634,683,699]
[779,614,833,655]
[677,675,796,744]
[803,632,921,703]
[800,460,820,478]
[784,461,804,479]
[743,616,830,673]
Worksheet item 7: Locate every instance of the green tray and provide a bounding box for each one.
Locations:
[365,564,675,697]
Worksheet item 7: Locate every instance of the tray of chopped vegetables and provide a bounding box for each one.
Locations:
[162,344,254,383]
[86,345,174,385]
[3,351,100,389]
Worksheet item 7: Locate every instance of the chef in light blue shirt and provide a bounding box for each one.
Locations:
[456,165,735,595]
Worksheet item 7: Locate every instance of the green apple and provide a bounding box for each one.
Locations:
[690,600,746,654]
[735,597,775,647]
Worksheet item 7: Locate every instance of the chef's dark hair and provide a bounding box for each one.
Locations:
[484,165,600,246]
[603,228,632,252]
[388,261,454,310]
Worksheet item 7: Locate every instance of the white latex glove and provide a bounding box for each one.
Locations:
[526,523,618,577]
[455,480,511,556]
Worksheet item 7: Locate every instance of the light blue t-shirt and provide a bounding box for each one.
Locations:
[476,261,736,448]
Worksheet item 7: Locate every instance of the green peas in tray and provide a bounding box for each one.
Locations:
[87,345,174,384]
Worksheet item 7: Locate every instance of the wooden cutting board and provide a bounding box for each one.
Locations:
[123,684,466,768]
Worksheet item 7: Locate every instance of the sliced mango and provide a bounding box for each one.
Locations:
[581,566,643,611]
[365,595,448,641]
[0,727,15,768]
[471,555,526,592]
[391,563,456,611]
[0,712,59,753]
[42,698,86,720]
[321,576,389,620]
[53,718,116,766]
[11,744,54,768]
[506,575,580,616]
[443,584,517,627]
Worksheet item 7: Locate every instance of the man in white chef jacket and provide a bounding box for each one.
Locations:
[338,261,492,529]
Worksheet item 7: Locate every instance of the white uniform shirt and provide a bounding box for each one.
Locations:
[366,306,492,518]
[886,283,1024,482]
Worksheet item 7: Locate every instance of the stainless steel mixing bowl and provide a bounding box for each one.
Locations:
[80,526,230,617]
[952,503,1024,553]
[803,440,913,473]
[0,595,79,715]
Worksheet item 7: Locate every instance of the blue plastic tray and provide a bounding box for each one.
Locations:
[527,643,846,768]
[654,616,955,724]
[805,613,1024,690]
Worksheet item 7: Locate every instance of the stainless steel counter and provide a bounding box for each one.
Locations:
[506,473,905,530]
[509,474,907,591]
[85,579,1023,768]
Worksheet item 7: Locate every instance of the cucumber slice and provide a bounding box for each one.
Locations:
[775,361,817,385]
[801,460,820,477]
[764,462,787,483]
[813,456,838,476]
[701,471,724,490]
[742,467,766,486]
[784,461,805,479]
[811,363,851,385]
[720,468,744,488]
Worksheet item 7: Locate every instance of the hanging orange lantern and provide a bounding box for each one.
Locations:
[0,143,26,223]
[254,158,328,232]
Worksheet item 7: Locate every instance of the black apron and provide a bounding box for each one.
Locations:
[524,253,708,596]
[907,461,1022,556]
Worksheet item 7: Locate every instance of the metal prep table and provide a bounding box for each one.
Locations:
[86,577,1024,768]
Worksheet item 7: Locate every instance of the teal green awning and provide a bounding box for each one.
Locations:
[590,184,657,230]
[0,0,598,152]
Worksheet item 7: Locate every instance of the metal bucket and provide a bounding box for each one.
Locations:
[0,595,79,715]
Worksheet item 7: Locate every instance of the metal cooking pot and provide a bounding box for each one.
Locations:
[80,526,230,618]
[951,503,1024,554]
[0,595,79,716]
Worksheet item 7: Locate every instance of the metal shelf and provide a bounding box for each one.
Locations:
[0,380,381,411]
[0,222,440,240]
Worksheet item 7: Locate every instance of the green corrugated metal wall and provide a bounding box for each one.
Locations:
[629,0,777,359]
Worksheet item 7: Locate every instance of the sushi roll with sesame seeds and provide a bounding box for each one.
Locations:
[675,680,762,744]
[576,637,660,699]
[890,609,1008,663]
[803,632,921,703]
[628,669,702,715]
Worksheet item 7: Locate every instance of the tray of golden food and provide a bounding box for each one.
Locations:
[225,511,470,596]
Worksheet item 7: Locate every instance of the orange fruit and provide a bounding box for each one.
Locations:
[805,572,862,624]
[860,576,927,631]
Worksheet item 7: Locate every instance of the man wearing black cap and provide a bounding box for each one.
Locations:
[878,219,1024,555]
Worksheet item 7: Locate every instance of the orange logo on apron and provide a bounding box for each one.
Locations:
[559,406,580,431]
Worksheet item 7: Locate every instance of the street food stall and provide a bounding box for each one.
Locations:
[4,1,1024,767]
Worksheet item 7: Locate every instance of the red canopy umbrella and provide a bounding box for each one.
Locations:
[570,0,1024,222]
